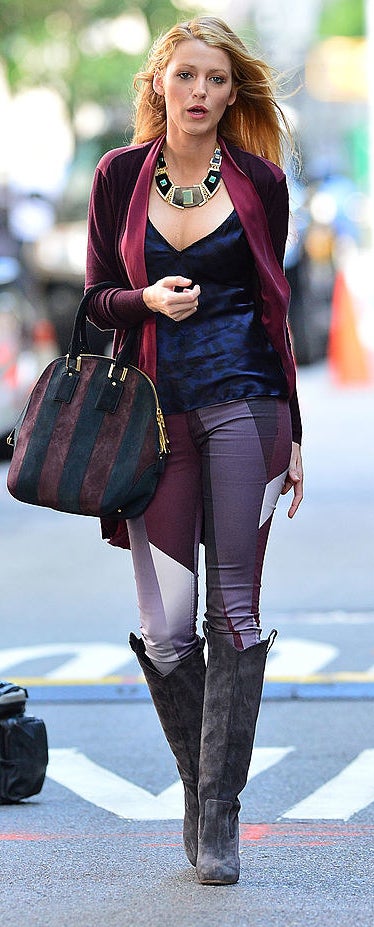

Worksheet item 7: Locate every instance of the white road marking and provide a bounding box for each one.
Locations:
[266,638,338,677]
[0,643,133,679]
[247,746,294,780]
[0,638,342,680]
[47,747,374,822]
[282,750,374,821]
[47,747,291,821]
[276,612,374,625]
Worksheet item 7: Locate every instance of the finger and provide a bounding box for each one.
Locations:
[182,286,200,297]
[163,276,193,290]
[171,305,198,322]
[288,483,303,518]
[166,287,200,317]
[281,471,298,495]
[168,285,200,307]
[180,284,200,299]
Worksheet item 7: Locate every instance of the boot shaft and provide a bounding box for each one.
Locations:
[196,627,276,885]
[198,627,276,804]
[129,633,206,786]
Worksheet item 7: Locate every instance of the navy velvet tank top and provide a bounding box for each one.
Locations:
[145,210,288,414]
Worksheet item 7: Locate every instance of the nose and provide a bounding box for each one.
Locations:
[192,78,207,98]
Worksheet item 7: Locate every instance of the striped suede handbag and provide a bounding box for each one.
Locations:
[7,282,169,519]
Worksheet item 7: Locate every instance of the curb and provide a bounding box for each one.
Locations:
[10,673,374,702]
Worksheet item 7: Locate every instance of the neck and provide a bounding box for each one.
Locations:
[164,130,218,182]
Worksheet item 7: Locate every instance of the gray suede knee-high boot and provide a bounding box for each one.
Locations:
[196,626,277,885]
[129,633,205,866]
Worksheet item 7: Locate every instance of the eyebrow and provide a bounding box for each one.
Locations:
[175,63,230,75]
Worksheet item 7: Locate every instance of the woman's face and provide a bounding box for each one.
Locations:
[154,39,237,140]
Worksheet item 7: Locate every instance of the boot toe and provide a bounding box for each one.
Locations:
[196,799,240,885]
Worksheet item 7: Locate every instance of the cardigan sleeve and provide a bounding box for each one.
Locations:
[263,173,302,444]
[85,161,153,331]
[289,385,302,445]
[264,173,289,267]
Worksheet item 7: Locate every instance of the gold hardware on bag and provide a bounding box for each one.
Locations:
[139,369,170,456]
[107,363,128,382]
[65,354,82,373]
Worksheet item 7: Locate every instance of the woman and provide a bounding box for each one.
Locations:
[85,16,303,885]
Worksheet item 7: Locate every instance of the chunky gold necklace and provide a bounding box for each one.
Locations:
[155,147,222,209]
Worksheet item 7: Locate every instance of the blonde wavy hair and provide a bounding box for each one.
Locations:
[132,16,293,167]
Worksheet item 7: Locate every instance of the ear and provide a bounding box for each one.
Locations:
[153,69,164,96]
[227,85,237,107]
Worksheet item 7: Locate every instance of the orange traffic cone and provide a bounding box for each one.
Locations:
[328,271,371,384]
[33,318,58,374]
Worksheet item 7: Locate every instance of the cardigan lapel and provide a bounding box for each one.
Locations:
[220,138,295,394]
[121,136,164,381]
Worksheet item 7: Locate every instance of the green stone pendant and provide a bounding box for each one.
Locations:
[155,147,222,209]
[182,189,194,206]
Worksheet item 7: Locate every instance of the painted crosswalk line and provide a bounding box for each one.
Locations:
[47,748,374,822]
[0,642,133,679]
[0,638,340,679]
[266,638,338,677]
[47,747,292,821]
[282,750,374,821]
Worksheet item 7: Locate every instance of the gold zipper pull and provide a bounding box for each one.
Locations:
[156,407,170,456]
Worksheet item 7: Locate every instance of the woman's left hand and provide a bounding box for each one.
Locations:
[281,442,303,518]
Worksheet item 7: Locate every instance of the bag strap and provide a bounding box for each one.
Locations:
[68,282,138,368]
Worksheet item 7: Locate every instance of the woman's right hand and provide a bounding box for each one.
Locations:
[143,276,200,322]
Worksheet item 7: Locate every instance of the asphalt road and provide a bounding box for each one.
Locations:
[1,699,374,927]
[1,363,374,926]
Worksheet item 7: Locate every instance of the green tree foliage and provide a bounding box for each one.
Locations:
[0,0,193,111]
[318,0,365,38]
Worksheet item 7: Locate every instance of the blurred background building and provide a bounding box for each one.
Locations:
[0,0,373,452]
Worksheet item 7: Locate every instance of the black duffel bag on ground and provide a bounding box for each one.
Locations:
[0,681,48,803]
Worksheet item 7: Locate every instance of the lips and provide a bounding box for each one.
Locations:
[187,106,208,115]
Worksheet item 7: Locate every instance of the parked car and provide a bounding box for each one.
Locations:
[22,132,122,356]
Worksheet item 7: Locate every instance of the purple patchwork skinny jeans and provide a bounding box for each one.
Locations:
[127,397,292,670]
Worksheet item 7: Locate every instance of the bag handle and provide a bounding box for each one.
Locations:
[68,282,137,368]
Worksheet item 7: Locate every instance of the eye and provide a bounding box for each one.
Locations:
[210,75,226,84]
[177,71,193,80]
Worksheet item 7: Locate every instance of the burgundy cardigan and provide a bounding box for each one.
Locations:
[85,136,302,546]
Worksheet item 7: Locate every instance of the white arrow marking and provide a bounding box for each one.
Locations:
[266,638,338,677]
[247,746,294,780]
[47,747,292,820]
[282,750,374,821]
[0,643,133,679]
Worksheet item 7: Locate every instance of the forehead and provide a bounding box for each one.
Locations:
[167,38,232,73]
